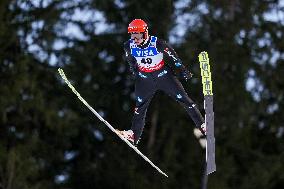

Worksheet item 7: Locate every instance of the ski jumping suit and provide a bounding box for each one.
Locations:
[124,36,204,144]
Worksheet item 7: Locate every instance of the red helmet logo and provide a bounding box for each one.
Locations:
[128,19,148,33]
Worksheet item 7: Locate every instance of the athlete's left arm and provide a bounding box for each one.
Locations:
[156,39,192,81]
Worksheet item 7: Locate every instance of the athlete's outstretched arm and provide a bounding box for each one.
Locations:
[124,41,138,77]
[157,39,192,81]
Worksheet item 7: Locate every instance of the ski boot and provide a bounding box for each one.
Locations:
[116,129,135,144]
[200,122,206,136]
[193,123,207,148]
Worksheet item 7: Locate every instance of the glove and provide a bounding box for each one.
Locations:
[180,69,193,81]
[174,59,183,67]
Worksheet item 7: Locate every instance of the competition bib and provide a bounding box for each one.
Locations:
[130,36,164,72]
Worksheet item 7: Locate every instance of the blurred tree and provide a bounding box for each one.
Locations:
[0,0,283,189]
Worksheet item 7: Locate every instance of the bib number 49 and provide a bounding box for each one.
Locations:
[141,58,152,64]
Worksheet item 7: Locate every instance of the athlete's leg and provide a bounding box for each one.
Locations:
[157,70,204,129]
[131,75,156,144]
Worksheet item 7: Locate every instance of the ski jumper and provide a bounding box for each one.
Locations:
[124,36,204,144]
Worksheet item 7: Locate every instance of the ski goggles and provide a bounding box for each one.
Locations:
[130,32,143,40]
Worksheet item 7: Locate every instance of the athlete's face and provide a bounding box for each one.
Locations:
[130,32,144,45]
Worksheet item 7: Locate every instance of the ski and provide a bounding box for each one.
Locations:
[198,52,216,175]
[58,68,168,177]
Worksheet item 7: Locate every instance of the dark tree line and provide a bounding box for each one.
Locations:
[0,0,283,189]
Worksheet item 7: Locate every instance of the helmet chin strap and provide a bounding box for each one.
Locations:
[142,31,149,45]
[142,36,149,45]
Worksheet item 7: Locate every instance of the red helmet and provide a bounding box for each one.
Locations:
[128,19,148,33]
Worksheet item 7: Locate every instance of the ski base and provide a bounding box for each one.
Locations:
[205,95,216,175]
[198,51,216,175]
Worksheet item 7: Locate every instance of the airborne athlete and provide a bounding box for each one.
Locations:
[117,19,206,145]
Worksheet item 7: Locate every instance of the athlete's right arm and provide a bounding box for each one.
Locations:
[124,41,138,77]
